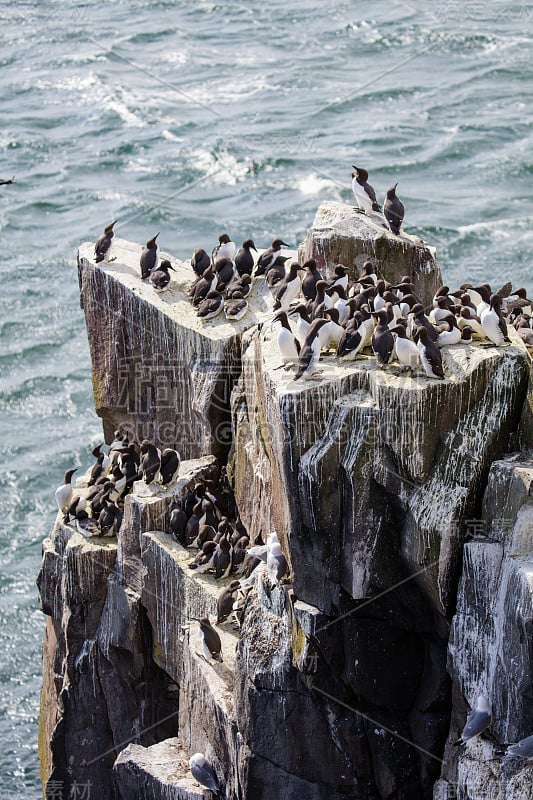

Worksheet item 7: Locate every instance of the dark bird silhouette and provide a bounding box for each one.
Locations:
[193,617,223,662]
[160,448,180,485]
[94,221,116,263]
[234,239,257,276]
[265,255,290,288]
[217,581,241,624]
[384,184,404,235]
[191,248,211,277]
[140,233,159,279]
[371,310,395,367]
[255,238,289,276]
[301,258,323,302]
[169,501,188,546]
[139,440,161,484]
[149,259,175,292]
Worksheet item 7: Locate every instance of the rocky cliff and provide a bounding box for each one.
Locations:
[38,202,533,800]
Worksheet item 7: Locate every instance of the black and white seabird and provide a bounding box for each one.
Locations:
[98,500,120,536]
[226,274,252,299]
[358,261,378,286]
[224,293,248,321]
[217,580,241,624]
[169,501,188,546]
[454,695,491,745]
[301,259,323,302]
[272,311,301,367]
[94,220,116,263]
[435,314,462,347]
[55,468,78,522]
[214,256,235,289]
[265,255,289,288]
[416,327,444,379]
[309,280,329,320]
[191,268,217,306]
[410,304,438,343]
[505,287,533,316]
[140,233,159,280]
[189,540,217,572]
[255,238,289,276]
[289,304,312,347]
[384,184,404,236]
[329,264,349,293]
[371,310,395,367]
[212,233,235,263]
[391,324,420,373]
[336,314,364,360]
[0,176,15,186]
[189,753,221,797]
[76,511,101,538]
[191,248,211,277]
[149,259,175,292]
[294,318,328,381]
[159,448,180,485]
[197,290,224,319]
[320,308,344,349]
[480,294,510,346]
[193,617,223,662]
[88,445,106,486]
[139,440,161,484]
[273,261,304,311]
[214,535,233,579]
[351,166,381,213]
[429,296,455,324]
[234,239,257,276]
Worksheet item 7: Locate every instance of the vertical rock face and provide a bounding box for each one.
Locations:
[436,455,533,799]
[39,203,532,800]
[230,317,529,798]
[78,240,272,460]
[37,521,179,800]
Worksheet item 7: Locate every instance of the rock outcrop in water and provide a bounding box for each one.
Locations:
[38,203,533,800]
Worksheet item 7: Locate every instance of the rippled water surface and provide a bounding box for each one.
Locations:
[0,1,532,794]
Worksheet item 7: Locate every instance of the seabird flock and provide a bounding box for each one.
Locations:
[63,167,533,791]
[94,166,532,388]
[54,431,288,794]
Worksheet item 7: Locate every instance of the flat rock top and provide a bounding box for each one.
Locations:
[115,737,212,797]
[308,200,436,254]
[79,239,296,342]
[258,321,527,398]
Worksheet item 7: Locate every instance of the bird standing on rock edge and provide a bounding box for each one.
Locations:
[212,233,235,264]
[255,238,290,276]
[150,259,175,292]
[94,220,116,263]
[384,184,404,236]
[55,468,78,523]
[234,239,257,276]
[454,695,492,745]
[140,233,160,280]
[189,753,221,797]
[351,166,381,213]
[193,617,223,662]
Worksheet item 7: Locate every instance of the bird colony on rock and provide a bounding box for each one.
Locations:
[84,172,533,791]
[54,435,289,794]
